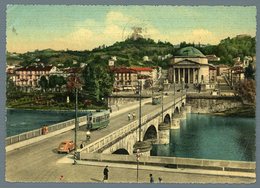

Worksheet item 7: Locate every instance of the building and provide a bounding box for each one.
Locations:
[168,46,214,86]
[14,65,57,91]
[111,67,138,91]
[131,67,157,82]
[216,64,230,76]
[111,66,159,91]
[209,64,217,83]
[143,56,149,62]
[206,54,220,62]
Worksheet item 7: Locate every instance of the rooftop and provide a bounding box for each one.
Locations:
[176,46,206,58]
[131,67,153,72]
[16,65,54,72]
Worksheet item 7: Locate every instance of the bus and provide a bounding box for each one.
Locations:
[86,110,110,130]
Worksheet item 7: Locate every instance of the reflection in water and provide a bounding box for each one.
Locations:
[151,114,255,161]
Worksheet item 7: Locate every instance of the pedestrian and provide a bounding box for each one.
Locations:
[149,174,154,183]
[132,112,136,120]
[158,177,162,183]
[128,113,131,121]
[86,130,91,141]
[103,165,109,182]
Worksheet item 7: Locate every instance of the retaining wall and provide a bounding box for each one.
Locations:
[79,153,255,173]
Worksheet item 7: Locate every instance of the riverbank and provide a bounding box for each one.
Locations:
[212,105,255,118]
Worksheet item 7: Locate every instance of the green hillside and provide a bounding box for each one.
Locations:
[6,35,256,68]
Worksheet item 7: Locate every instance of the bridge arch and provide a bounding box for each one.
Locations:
[112,148,129,155]
[175,106,180,114]
[164,114,171,124]
[143,125,157,142]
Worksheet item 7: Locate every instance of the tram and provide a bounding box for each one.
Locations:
[86,109,110,130]
[152,96,161,105]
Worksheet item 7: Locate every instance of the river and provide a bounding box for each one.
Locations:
[6,110,255,161]
[6,109,89,137]
[151,114,255,161]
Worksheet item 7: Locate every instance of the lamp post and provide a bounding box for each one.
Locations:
[181,77,184,100]
[138,80,142,142]
[68,73,81,165]
[73,86,78,165]
[161,84,164,122]
[173,81,176,109]
[136,149,141,183]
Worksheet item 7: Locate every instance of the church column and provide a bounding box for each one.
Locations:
[188,68,190,84]
[193,68,196,83]
[172,68,175,83]
[178,68,180,84]
[198,68,201,83]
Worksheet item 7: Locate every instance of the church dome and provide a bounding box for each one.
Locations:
[176,46,206,57]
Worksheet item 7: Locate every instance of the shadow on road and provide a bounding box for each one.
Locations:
[90,178,103,182]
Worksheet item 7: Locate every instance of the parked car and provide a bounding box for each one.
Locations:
[57,140,75,154]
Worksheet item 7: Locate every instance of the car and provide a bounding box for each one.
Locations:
[57,140,75,154]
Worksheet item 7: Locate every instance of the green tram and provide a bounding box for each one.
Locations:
[152,96,161,105]
[86,110,110,130]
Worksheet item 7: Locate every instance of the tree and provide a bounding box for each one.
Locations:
[38,76,48,92]
[56,76,66,91]
[82,61,114,104]
[48,75,66,91]
[48,75,58,89]
[244,63,255,80]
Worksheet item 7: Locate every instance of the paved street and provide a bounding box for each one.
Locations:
[5,92,255,183]
[6,92,181,182]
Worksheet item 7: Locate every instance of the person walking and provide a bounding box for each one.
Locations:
[128,113,131,121]
[149,174,154,183]
[132,112,136,120]
[103,166,109,182]
[158,177,162,183]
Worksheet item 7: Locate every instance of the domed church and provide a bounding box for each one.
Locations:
[168,46,216,87]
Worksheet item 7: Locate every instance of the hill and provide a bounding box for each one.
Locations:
[6,35,256,68]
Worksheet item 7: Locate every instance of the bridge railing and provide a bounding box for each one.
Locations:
[79,94,186,154]
[5,116,87,146]
[79,153,256,173]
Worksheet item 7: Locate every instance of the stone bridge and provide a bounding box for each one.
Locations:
[78,94,190,158]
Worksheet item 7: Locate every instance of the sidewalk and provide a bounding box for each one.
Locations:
[57,155,256,179]
[51,155,256,184]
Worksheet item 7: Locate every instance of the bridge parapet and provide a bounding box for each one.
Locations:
[79,153,256,173]
[79,94,186,154]
[5,116,86,146]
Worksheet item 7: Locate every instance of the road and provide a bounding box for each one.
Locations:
[5,92,255,183]
[6,92,180,181]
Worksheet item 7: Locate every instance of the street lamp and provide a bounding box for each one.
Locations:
[73,86,79,165]
[67,73,81,165]
[161,84,164,122]
[136,149,141,183]
[138,80,142,142]
[173,81,176,109]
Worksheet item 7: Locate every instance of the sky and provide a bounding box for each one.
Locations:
[6,5,256,53]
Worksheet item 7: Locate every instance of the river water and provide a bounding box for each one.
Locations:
[6,110,255,161]
[6,109,89,137]
[151,114,255,161]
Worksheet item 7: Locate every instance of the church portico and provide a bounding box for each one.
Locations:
[168,46,216,88]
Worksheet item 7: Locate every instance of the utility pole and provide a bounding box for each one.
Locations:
[161,83,164,122]
[73,87,78,165]
[72,73,80,165]
[173,81,176,109]
[138,80,142,141]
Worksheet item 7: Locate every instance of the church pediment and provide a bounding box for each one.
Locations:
[173,59,200,66]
